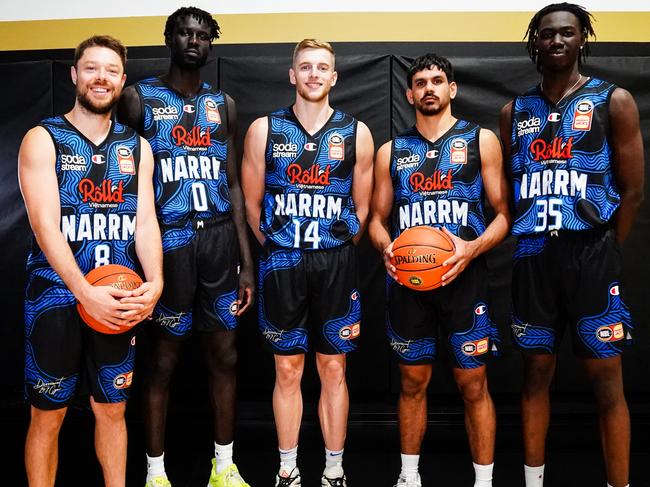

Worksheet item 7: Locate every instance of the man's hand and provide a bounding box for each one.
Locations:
[440,227,477,286]
[235,264,255,316]
[119,280,163,325]
[78,285,138,332]
[383,241,400,282]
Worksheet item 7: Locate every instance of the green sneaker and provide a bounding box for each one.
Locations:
[145,477,172,487]
[208,461,251,487]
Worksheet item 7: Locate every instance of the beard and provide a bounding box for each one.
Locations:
[77,86,120,115]
[415,96,446,116]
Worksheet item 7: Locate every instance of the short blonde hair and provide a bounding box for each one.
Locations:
[292,39,335,68]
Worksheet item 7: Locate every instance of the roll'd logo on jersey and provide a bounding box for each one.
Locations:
[409,169,454,192]
[78,179,125,205]
[287,163,332,186]
[171,126,212,148]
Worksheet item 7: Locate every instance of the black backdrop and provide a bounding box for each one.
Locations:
[1,42,649,416]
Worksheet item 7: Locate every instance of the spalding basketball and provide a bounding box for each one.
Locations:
[390,226,456,291]
[77,264,144,334]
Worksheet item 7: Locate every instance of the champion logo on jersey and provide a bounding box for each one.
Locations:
[548,112,561,123]
[151,105,179,121]
[116,146,135,174]
[461,338,489,356]
[475,305,487,315]
[529,137,573,162]
[572,99,594,131]
[171,126,212,148]
[426,149,439,159]
[204,98,221,123]
[183,104,195,113]
[610,285,620,296]
[287,163,331,186]
[596,323,624,342]
[304,142,317,151]
[60,153,87,171]
[328,133,344,160]
[450,138,467,164]
[78,178,125,205]
[409,169,454,192]
[91,154,105,165]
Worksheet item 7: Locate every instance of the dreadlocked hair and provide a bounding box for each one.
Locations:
[164,6,221,44]
[525,3,596,72]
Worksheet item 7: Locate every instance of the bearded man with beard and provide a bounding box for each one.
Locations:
[368,53,511,487]
[18,35,162,487]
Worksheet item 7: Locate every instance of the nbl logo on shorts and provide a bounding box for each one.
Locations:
[461,338,489,356]
[596,323,624,342]
[113,371,133,390]
[338,322,360,340]
[229,301,239,316]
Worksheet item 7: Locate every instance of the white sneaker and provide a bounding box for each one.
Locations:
[321,464,346,487]
[394,473,422,487]
[276,466,301,487]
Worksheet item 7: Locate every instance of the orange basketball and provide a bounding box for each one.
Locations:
[77,264,144,334]
[390,226,456,291]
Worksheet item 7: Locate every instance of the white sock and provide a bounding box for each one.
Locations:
[146,453,167,481]
[400,453,420,479]
[607,484,629,487]
[474,462,493,487]
[524,464,544,487]
[214,441,233,474]
[279,445,298,472]
[325,448,344,469]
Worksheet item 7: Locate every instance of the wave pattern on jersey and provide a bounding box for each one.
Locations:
[510,314,555,353]
[97,343,135,402]
[24,284,76,338]
[390,123,485,240]
[577,282,632,358]
[161,221,194,253]
[154,302,193,336]
[213,289,238,330]
[262,108,359,249]
[24,342,78,405]
[448,302,499,368]
[510,78,618,235]
[386,319,435,362]
[323,290,361,353]
[138,78,232,226]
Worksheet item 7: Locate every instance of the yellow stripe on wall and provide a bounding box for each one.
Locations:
[2,12,650,50]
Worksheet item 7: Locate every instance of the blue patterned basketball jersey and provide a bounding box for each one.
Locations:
[262,107,360,249]
[390,121,485,240]
[136,77,231,226]
[510,78,619,235]
[26,116,141,284]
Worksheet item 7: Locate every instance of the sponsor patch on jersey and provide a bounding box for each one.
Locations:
[113,371,133,390]
[92,154,105,165]
[529,137,573,163]
[339,322,361,340]
[517,116,541,136]
[450,138,467,164]
[116,146,135,174]
[205,98,221,124]
[409,169,454,192]
[572,99,594,131]
[426,149,439,159]
[548,112,561,123]
[171,126,212,148]
[461,338,489,356]
[328,133,344,160]
[60,153,87,171]
[152,105,179,121]
[273,142,298,158]
[596,322,624,342]
[304,142,317,151]
[287,163,331,186]
[183,104,195,113]
[78,178,125,206]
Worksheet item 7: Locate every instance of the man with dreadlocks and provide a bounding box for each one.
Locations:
[118,7,254,487]
[499,3,643,487]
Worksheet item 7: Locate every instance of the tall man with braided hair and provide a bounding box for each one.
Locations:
[118,7,254,487]
[500,4,643,487]
[242,39,374,487]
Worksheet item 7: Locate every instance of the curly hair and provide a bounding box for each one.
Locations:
[164,6,221,44]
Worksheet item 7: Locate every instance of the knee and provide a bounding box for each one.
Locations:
[149,353,179,383]
[523,357,556,394]
[457,374,488,404]
[275,358,304,388]
[92,401,126,425]
[207,347,237,374]
[318,358,346,388]
[400,372,429,400]
[30,407,67,433]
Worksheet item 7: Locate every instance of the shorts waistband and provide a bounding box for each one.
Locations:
[162,214,231,230]
[522,224,613,240]
[264,240,353,253]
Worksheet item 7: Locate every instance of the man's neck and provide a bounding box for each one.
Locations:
[162,64,203,97]
[415,109,456,142]
[66,105,112,145]
[292,97,333,136]
[540,66,582,104]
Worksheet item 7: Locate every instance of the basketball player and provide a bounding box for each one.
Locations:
[369,53,511,487]
[499,4,644,487]
[19,36,162,487]
[241,39,374,486]
[117,7,254,487]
